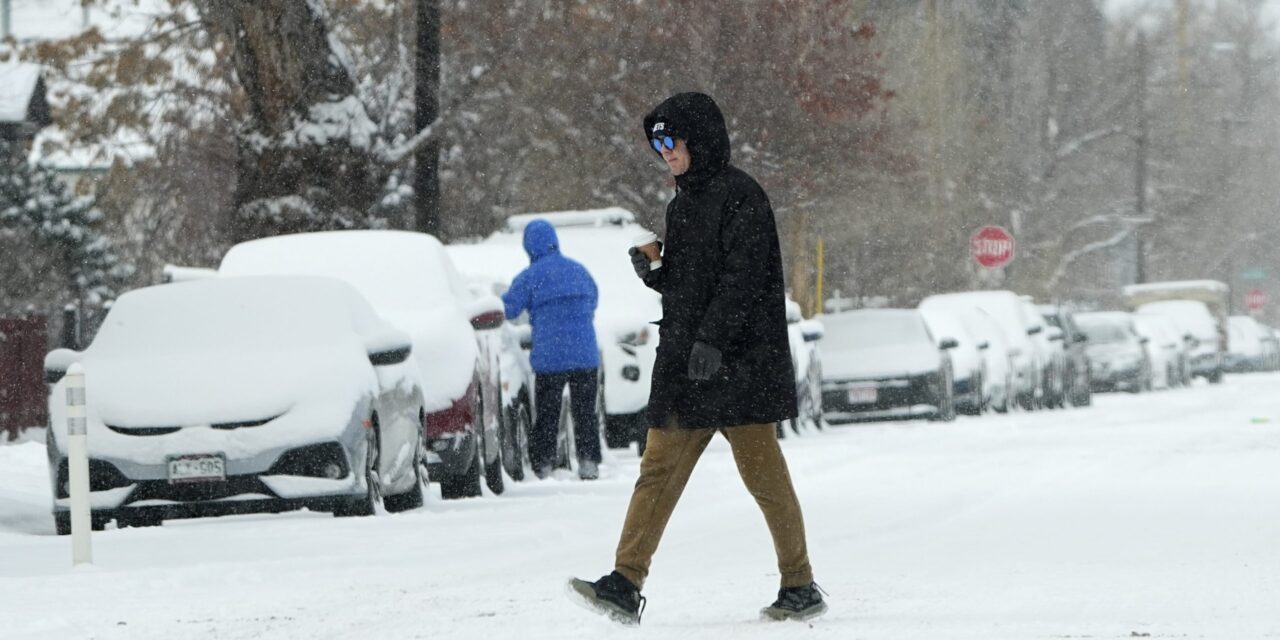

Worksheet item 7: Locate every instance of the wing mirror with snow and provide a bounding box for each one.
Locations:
[799,319,824,343]
[467,295,506,331]
[977,341,990,351]
[1047,327,1064,342]
[939,337,959,350]
[44,348,82,384]
[365,326,413,366]
[1026,325,1043,336]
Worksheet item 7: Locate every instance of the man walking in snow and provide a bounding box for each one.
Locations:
[568,92,824,623]
[502,220,603,481]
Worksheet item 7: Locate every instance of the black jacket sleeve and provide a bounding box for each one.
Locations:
[695,186,774,350]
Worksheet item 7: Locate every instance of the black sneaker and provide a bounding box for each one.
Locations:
[567,571,646,624]
[760,582,828,621]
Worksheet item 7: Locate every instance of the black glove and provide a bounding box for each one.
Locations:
[629,246,650,279]
[688,340,723,381]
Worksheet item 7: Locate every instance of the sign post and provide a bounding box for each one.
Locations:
[971,226,1015,270]
[65,363,92,566]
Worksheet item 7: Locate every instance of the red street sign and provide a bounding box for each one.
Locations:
[1245,288,1266,311]
[971,225,1015,269]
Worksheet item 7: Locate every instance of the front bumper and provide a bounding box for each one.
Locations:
[1088,363,1143,391]
[49,440,366,522]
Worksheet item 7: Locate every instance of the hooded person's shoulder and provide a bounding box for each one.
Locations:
[718,165,771,208]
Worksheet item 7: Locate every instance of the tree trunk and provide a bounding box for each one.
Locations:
[414,0,441,237]
[195,0,384,241]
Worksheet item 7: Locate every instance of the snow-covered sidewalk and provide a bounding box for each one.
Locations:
[3,376,1279,639]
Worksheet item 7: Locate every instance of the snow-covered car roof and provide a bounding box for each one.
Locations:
[220,230,469,314]
[1135,300,1219,339]
[503,207,636,233]
[448,215,663,333]
[921,291,1034,348]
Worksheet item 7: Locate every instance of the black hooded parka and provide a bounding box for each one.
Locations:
[641,92,797,429]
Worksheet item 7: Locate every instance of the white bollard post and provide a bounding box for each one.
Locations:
[65,363,92,566]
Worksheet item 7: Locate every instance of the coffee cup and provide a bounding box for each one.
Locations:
[633,231,663,270]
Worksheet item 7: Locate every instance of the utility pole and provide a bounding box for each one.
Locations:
[1134,32,1150,284]
[414,0,441,236]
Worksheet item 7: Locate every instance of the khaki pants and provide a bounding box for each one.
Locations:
[614,422,814,590]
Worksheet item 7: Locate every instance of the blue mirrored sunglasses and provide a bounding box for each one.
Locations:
[651,136,675,153]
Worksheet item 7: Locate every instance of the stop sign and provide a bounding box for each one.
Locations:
[971,225,1015,269]
[1246,288,1266,312]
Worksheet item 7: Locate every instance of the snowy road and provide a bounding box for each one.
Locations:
[3,376,1280,639]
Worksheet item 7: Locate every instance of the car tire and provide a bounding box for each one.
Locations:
[384,429,425,513]
[335,419,382,517]
[502,399,530,482]
[440,438,482,499]
[477,386,505,496]
[1207,366,1224,384]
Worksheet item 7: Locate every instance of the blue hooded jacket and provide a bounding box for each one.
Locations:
[502,220,601,373]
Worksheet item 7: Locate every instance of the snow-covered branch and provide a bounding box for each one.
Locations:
[1046,225,1141,291]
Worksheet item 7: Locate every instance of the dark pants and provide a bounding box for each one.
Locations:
[533,368,603,470]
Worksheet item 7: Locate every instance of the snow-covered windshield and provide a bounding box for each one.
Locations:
[821,311,931,350]
[1077,321,1129,345]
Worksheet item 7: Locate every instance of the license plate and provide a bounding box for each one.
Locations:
[168,454,226,484]
[847,384,878,405]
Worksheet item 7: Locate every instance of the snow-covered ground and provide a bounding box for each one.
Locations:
[3,376,1280,639]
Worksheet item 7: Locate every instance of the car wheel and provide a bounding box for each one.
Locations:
[1208,366,1224,384]
[502,398,530,481]
[384,428,425,513]
[336,418,382,517]
[477,386,505,496]
[440,436,483,499]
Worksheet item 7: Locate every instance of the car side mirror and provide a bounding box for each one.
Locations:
[939,337,959,350]
[466,295,506,331]
[1073,333,1088,343]
[471,310,505,331]
[1139,336,1150,345]
[44,348,81,384]
[369,345,412,366]
[799,319,824,343]
[1027,325,1043,336]
[977,341,990,351]
[511,324,533,350]
[1049,333,1064,342]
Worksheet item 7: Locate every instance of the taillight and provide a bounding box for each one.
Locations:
[424,382,476,439]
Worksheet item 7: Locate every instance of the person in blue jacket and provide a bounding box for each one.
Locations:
[502,219,603,480]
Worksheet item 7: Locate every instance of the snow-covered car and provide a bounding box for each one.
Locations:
[43,276,427,533]
[818,309,956,423]
[1039,305,1093,406]
[918,301,988,414]
[1075,312,1151,393]
[1226,315,1269,373]
[921,291,1038,410]
[1133,313,1186,389]
[446,208,661,452]
[1134,300,1224,383]
[220,230,520,499]
[780,299,824,435]
[1124,281,1228,384]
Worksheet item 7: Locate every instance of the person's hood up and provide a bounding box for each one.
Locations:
[522,219,560,262]
[643,92,732,191]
